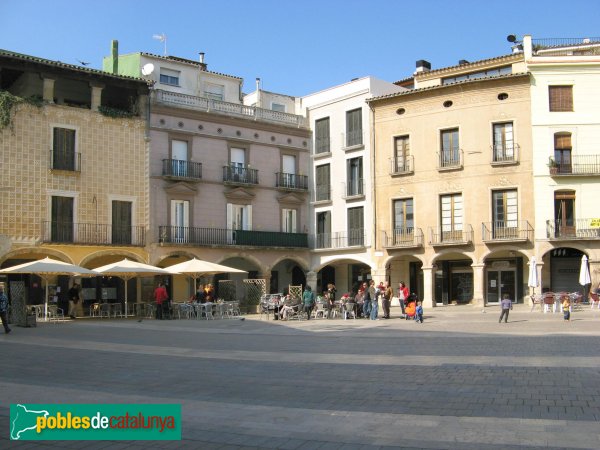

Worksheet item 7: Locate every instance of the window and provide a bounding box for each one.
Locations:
[393,199,414,244]
[52,127,77,171]
[227,204,252,231]
[204,83,224,101]
[112,201,132,245]
[442,66,511,84]
[440,193,463,241]
[394,135,410,172]
[271,103,286,112]
[440,128,460,167]
[315,117,330,154]
[229,147,247,181]
[170,200,189,243]
[170,139,188,177]
[315,164,330,201]
[549,85,573,112]
[282,208,297,233]
[492,190,518,238]
[554,190,576,237]
[347,206,364,246]
[51,196,74,242]
[316,211,331,248]
[346,157,363,196]
[159,68,180,86]
[346,108,362,147]
[492,122,514,162]
[554,133,572,173]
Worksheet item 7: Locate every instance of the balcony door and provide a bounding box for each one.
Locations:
[316,211,331,248]
[171,140,188,177]
[393,198,414,244]
[170,200,189,243]
[554,190,576,237]
[282,155,296,188]
[51,196,73,242]
[492,190,518,238]
[231,148,246,181]
[112,201,132,245]
[554,133,572,174]
[440,193,463,241]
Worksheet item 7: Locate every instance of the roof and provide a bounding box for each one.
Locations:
[139,52,242,80]
[0,49,150,85]
[367,72,530,103]
[415,53,521,79]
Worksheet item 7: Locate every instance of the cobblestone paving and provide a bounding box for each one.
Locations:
[1,305,599,449]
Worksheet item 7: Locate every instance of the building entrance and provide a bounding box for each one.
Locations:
[487,269,516,304]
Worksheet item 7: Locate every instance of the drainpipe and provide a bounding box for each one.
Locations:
[111,40,119,75]
[368,101,377,251]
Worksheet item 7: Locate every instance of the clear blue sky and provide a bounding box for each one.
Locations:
[1,0,598,97]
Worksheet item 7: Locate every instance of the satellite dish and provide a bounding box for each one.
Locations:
[506,34,517,43]
[141,63,155,76]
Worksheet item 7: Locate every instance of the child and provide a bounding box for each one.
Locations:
[562,295,571,322]
[415,301,424,323]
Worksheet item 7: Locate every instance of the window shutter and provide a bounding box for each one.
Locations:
[549,86,573,112]
[245,205,252,230]
[226,203,233,230]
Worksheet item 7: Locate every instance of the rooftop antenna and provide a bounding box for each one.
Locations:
[152,33,167,56]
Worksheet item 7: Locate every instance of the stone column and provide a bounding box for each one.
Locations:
[42,77,55,103]
[589,259,600,292]
[306,271,317,292]
[90,83,105,112]
[259,272,271,295]
[422,266,434,309]
[472,263,485,307]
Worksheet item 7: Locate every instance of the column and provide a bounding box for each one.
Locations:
[42,77,55,103]
[259,272,271,296]
[589,259,600,292]
[306,271,317,291]
[472,263,485,307]
[90,83,104,112]
[422,266,434,309]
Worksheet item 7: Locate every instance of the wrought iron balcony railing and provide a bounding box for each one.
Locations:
[153,89,308,128]
[222,165,259,185]
[491,143,519,164]
[49,149,81,172]
[159,226,308,248]
[275,172,308,190]
[389,156,414,175]
[313,229,367,249]
[382,227,424,248]
[482,221,533,242]
[41,221,146,246]
[549,155,600,176]
[429,224,473,245]
[162,159,202,180]
[437,149,463,170]
[546,219,600,239]
[343,179,364,198]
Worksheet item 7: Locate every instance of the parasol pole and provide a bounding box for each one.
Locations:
[44,276,49,321]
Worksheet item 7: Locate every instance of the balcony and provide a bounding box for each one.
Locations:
[549,155,600,176]
[313,229,367,249]
[275,172,308,191]
[313,185,331,203]
[41,221,146,246]
[223,165,259,185]
[389,156,414,175]
[342,130,364,149]
[153,89,308,128]
[532,37,600,56]
[158,226,308,248]
[491,144,520,165]
[49,149,81,172]
[382,227,424,249]
[482,221,533,243]
[162,159,202,181]
[429,224,473,246]
[546,219,600,240]
[343,179,365,199]
[437,149,463,170]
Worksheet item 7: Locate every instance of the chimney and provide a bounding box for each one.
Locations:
[198,52,207,71]
[111,40,119,75]
[415,59,431,74]
[458,59,469,65]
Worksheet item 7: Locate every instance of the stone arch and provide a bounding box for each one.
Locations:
[79,249,145,268]
[269,254,310,273]
[311,255,375,273]
[0,248,75,266]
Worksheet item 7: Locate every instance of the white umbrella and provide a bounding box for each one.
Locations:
[92,259,172,317]
[527,256,539,295]
[165,258,247,298]
[579,254,591,287]
[0,257,99,320]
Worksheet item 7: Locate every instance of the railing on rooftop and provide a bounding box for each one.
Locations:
[153,90,308,128]
[532,37,600,56]
[159,226,308,248]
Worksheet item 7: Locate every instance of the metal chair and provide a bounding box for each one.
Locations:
[543,292,556,313]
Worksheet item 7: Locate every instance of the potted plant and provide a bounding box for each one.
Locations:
[547,157,559,174]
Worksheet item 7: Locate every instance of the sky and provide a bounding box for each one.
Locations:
[1,0,599,97]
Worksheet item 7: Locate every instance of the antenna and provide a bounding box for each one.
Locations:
[141,63,155,76]
[152,33,167,56]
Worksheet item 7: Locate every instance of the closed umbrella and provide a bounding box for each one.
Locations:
[527,256,539,295]
[165,258,247,298]
[92,259,172,317]
[579,254,591,289]
[0,257,99,320]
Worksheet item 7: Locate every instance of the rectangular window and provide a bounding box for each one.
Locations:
[112,200,132,245]
[393,198,414,245]
[347,206,364,246]
[282,208,297,233]
[492,190,518,238]
[440,193,463,241]
[227,203,252,230]
[204,83,224,101]
[394,135,410,172]
[316,211,331,248]
[346,157,363,196]
[440,128,460,167]
[315,164,330,201]
[492,122,514,162]
[315,117,330,154]
[52,127,76,171]
[549,85,573,112]
[271,103,286,112]
[170,200,189,243]
[159,68,180,86]
[51,196,74,242]
[346,108,363,147]
[554,133,572,173]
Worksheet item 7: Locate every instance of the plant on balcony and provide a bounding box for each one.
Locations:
[98,105,135,119]
[547,157,559,174]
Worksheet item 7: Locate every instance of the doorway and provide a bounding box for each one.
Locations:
[487,269,516,304]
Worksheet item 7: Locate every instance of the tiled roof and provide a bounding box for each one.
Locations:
[140,52,242,80]
[416,53,521,78]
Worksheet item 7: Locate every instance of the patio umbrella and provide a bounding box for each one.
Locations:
[92,259,172,317]
[0,257,99,320]
[165,258,247,298]
[527,256,539,295]
[579,254,591,290]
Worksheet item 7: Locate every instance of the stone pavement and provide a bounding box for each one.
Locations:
[1,304,600,449]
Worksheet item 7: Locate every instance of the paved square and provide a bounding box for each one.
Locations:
[1,304,600,449]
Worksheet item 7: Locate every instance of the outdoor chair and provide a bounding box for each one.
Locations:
[543,292,556,313]
[590,293,599,309]
[313,303,326,319]
[47,305,65,322]
[343,302,356,320]
[99,303,111,318]
[529,295,542,312]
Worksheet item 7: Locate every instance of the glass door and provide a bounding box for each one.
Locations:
[487,269,516,304]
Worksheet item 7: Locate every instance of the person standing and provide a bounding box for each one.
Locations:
[154,282,168,320]
[68,282,80,319]
[562,295,571,322]
[0,285,11,334]
[368,280,378,320]
[415,301,424,323]
[326,283,336,319]
[302,285,315,320]
[398,282,408,318]
[382,281,393,319]
[499,293,513,323]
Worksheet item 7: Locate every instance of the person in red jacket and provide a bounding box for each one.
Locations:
[154,282,169,320]
[398,281,409,317]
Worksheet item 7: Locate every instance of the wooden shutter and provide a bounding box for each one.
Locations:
[549,86,573,112]
[53,128,75,170]
[112,201,132,245]
[51,196,73,242]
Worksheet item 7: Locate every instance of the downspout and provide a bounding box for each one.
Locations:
[368,101,377,252]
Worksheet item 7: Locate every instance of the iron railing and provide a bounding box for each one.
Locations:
[41,221,146,246]
[389,156,414,175]
[313,229,366,249]
[533,37,600,56]
[546,219,600,239]
[482,221,533,242]
[382,227,424,248]
[275,172,308,190]
[222,165,259,185]
[153,90,308,128]
[162,159,202,179]
[429,224,473,245]
[437,149,463,169]
[549,155,600,176]
[159,226,308,248]
[49,149,81,172]
[491,143,519,164]
[343,179,364,198]
[343,130,364,148]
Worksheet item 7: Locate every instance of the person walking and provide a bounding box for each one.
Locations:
[0,285,11,334]
[562,295,571,322]
[398,282,408,318]
[154,282,169,320]
[415,301,424,323]
[67,282,80,319]
[499,293,513,323]
[326,283,336,319]
[382,281,393,319]
[302,285,315,320]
